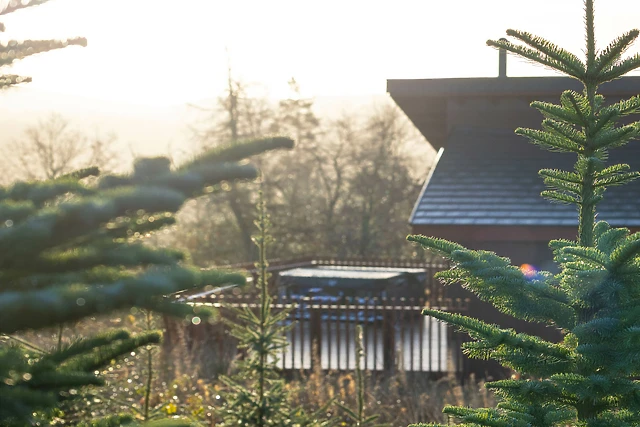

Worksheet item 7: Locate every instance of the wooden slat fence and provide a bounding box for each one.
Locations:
[167,294,469,376]
[163,258,475,379]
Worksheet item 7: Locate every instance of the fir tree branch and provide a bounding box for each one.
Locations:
[65,331,161,373]
[28,244,185,275]
[99,163,258,193]
[180,136,294,170]
[541,179,582,197]
[0,0,52,15]
[60,167,100,181]
[531,100,582,125]
[591,124,639,149]
[507,29,586,77]
[593,171,640,188]
[422,309,572,363]
[1,178,94,207]
[487,37,584,79]
[542,119,587,147]
[596,227,630,254]
[594,30,640,74]
[516,128,584,153]
[539,169,582,184]
[0,74,31,87]
[0,268,245,333]
[26,371,104,388]
[562,246,609,268]
[598,53,640,82]
[602,96,640,117]
[36,329,131,366]
[0,38,87,67]
[591,108,621,136]
[443,406,531,427]
[610,233,640,269]
[409,235,576,327]
[485,380,567,409]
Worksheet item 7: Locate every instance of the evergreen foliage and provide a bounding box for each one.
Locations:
[0,0,86,88]
[0,2,294,425]
[0,135,293,425]
[408,1,640,425]
[336,325,387,427]
[216,191,330,426]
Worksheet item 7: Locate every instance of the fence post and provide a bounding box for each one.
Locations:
[310,308,322,369]
[382,309,395,373]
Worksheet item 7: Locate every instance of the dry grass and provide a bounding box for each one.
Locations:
[286,366,495,426]
[9,311,496,426]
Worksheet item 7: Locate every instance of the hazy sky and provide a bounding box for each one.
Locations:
[3,0,640,107]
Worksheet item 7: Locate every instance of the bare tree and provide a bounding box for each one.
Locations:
[169,77,434,265]
[185,66,275,263]
[4,113,119,182]
[338,104,424,258]
[304,113,354,250]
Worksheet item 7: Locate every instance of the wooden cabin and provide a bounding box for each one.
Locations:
[388,49,640,378]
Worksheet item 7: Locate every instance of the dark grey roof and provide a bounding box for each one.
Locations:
[410,127,640,227]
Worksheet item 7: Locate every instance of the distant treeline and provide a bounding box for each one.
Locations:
[159,78,434,265]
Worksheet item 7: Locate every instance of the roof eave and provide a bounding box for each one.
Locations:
[409,147,444,226]
[387,75,640,98]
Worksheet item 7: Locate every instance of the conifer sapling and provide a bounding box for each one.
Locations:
[216,190,333,427]
[216,190,297,426]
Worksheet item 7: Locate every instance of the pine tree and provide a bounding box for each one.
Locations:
[216,190,296,426]
[408,1,640,425]
[0,2,295,425]
[216,191,330,427]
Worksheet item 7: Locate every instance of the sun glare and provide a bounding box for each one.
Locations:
[1,0,639,107]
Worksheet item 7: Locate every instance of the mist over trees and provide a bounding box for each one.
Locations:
[0,75,432,267]
[2,113,120,182]
[161,75,433,266]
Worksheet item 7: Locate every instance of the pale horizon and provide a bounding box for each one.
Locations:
[2,0,640,108]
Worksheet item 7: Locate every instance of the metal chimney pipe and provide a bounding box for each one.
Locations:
[498,38,508,78]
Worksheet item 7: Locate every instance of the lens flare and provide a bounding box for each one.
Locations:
[520,263,538,279]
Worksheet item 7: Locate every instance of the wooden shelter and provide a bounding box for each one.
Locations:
[387,51,640,378]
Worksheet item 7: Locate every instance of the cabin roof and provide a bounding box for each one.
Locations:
[409,126,640,227]
[387,76,640,150]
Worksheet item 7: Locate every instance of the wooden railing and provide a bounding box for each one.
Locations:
[170,294,469,375]
[163,257,477,379]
